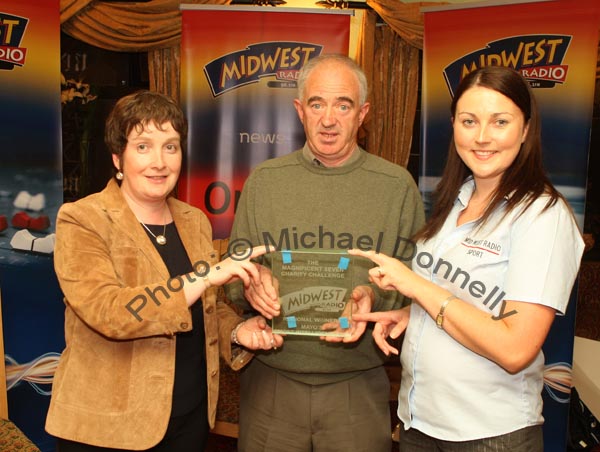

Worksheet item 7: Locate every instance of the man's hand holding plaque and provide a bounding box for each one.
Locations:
[320,285,374,343]
[243,262,281,319]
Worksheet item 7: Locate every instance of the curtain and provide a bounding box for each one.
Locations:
[59,0,226,51]
[59,0,227,100]
[148,46,181,103]
[366,0,445,50]
[367,19,421,167]
[356,2,445,167]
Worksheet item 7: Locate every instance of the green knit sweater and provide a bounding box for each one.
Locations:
[225,147,425,381]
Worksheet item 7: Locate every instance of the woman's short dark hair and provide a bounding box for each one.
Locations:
[104,90,188,159]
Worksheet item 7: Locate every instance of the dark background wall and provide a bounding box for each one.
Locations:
[61,33,150,201]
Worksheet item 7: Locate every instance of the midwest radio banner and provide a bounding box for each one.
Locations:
[421,0,599,449]
[0,0,64,450]
[180,5,351,238]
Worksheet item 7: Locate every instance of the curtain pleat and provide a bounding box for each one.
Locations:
[148,46,181,102]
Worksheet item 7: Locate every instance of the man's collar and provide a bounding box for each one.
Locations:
[301,144,361,167]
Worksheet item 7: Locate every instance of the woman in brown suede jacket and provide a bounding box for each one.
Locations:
[45,91,282,452]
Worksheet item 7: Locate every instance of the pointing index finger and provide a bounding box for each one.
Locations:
[248,245,275,260]
[348,248,386,266]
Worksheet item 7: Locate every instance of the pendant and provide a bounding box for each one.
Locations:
[156,235,167,245]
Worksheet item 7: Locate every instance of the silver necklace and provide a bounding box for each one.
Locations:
[141,212,167,245]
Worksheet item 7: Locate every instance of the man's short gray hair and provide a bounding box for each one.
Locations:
[296,54,368,105]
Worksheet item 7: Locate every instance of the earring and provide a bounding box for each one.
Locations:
[116,171,124,181]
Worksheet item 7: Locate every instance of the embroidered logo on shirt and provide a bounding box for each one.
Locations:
[461,237,502,258]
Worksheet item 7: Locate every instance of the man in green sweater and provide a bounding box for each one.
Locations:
[225,54,425,451]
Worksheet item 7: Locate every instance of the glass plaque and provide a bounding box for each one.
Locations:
[270,250,354,337]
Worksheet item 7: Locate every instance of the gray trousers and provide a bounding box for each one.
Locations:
[399,424,543,452]
[238,359,392,452]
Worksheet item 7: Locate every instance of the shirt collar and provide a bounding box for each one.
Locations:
[457,176,513,207]
[457,176,476,207]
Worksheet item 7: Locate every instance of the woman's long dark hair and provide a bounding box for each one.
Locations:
[414,66,563,242]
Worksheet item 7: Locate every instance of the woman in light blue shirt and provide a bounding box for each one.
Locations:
[350,66,584,451]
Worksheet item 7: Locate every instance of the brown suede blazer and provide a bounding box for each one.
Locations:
[45,179,251,450]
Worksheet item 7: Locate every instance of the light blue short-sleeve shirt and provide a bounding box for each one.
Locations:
[398,178,584,441]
